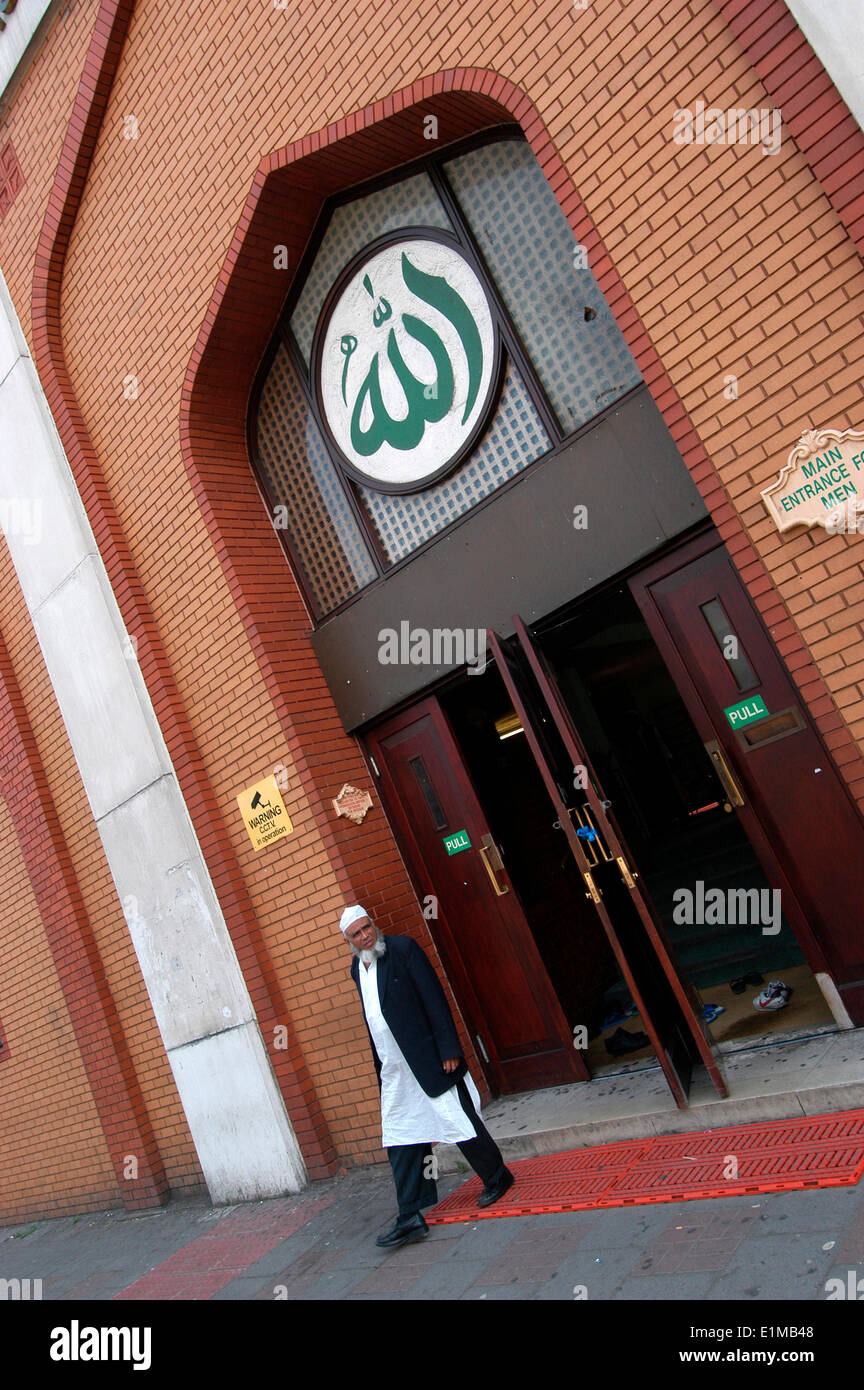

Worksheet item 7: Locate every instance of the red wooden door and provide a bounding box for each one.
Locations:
[366,698,587,1094]
[631,533,864,1023]
[489,627,728,1107]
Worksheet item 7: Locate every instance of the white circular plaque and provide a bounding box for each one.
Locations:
[314,232,499,492]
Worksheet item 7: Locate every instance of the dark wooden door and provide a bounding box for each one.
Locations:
[630,533,864,1023]
[489,627,728,1107]
[366,698,588,1094]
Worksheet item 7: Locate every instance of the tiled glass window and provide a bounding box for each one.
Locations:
[357,359,550,562]
[290,174,452,366]
[254,132,645,619]
[444,139,643,434]
[256,342,377,616]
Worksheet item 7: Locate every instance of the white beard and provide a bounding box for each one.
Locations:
[354,931,387,965]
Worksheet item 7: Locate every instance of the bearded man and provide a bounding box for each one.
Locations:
[341,904,514,1249]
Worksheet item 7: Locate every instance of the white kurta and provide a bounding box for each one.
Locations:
[359,957,483,1147]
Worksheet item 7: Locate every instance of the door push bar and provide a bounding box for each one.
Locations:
[553,804,640,897]
[573,804,614,866]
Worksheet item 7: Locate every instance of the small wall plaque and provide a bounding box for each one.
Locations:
[333,784,373,824]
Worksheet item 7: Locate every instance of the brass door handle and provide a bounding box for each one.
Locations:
[479,835,509,896]
[583,870,602,904]
[615,855,638,889]
[704,739,745,807]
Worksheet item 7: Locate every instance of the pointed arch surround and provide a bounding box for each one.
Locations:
[178,66,864,820]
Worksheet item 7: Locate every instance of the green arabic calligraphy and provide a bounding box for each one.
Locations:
[363,273,393,328]
[340,335,357,403]
[346,252,485,458]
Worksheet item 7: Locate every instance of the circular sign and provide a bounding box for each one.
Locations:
[313,229,501,493]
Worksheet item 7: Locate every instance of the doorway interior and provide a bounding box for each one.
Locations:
[439,580,836,1075]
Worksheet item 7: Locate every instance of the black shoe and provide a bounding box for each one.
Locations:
[477,1168,515,1208]
[730,971,764,994]
[604,1026,650,1056]
[375,1212,429,1249]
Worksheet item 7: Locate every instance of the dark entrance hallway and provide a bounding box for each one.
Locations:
[536,583,835,1053]
[440,581,834,1084]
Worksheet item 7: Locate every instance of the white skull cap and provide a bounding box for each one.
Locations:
[339,904,371,935]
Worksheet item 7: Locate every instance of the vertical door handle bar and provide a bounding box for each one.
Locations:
[478,835,509,895]
[704,739,745,807]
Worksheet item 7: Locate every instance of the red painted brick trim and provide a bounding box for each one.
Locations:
[0,626,167,1212]
[29,0,337,1181]
[716,0,864,256]
[180,65,864,869]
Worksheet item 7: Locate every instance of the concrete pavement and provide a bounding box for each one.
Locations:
[2,1154,864,1303]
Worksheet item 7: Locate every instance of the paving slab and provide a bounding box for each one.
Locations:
[2,1131,864,1304]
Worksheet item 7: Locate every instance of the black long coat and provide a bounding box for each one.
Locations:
[351,934,468,1097]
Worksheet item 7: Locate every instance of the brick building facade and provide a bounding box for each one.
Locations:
[1,0,863,1223]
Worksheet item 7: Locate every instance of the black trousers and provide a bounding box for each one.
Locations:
[387,1078,507,1219]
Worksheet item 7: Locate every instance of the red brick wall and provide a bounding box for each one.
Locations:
[0,784,119,1221]
[0,0,862,1211]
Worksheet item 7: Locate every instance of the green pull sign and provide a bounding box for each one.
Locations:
[724,695,769,729]
[443,829,471,855]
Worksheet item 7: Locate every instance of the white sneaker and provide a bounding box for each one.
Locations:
[753,980,791,1012]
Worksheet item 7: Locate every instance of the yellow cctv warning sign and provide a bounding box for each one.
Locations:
[236,774,293,851]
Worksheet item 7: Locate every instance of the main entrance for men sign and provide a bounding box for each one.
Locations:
[762,425,864,533]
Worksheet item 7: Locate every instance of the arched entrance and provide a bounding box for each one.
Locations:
[180,73,864,1114]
